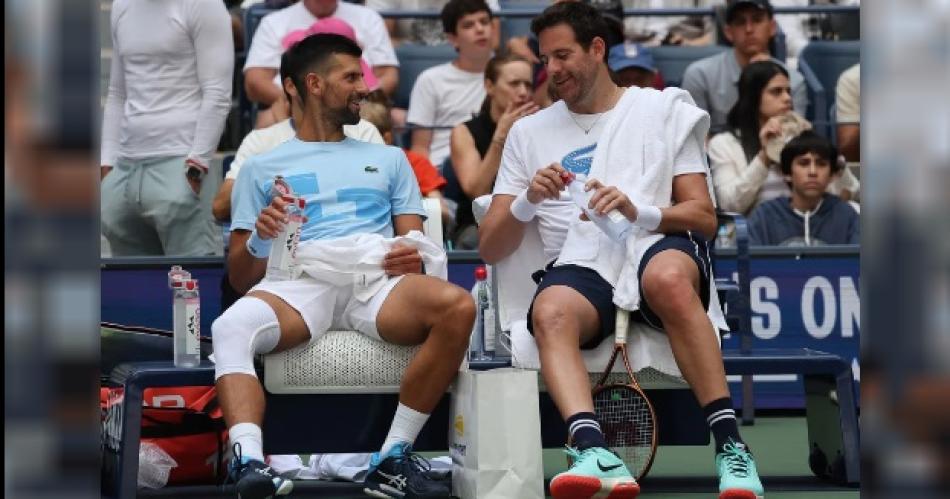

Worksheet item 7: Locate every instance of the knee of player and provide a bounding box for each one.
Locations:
[530,299,572,340]
[435,285,476,328]
[641,268,696,312]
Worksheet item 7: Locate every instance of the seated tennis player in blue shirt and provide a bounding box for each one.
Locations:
[213,33,473,499]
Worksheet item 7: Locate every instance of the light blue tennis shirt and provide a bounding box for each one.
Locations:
[231,137,426,241]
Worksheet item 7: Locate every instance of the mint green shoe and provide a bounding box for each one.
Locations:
[716,440,764,499]
[549,447,639,499]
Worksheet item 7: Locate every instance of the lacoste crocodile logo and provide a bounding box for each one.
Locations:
[365,166,379,173]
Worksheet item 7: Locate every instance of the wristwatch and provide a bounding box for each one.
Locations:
[185,159,207,181]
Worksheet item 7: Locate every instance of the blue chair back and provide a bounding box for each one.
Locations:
[394,43,457,109]
[798,40,860,138]
[650,45,729,88]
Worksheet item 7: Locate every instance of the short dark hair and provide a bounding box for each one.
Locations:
[780,131,841,175]
[279,33,362,104]
[530,2,617,61]
[441,0,492,35]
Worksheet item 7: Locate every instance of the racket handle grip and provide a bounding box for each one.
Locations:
[615,308,630,344]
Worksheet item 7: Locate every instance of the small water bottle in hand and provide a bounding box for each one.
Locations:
[267,196,307,281]
[566,173,633,243]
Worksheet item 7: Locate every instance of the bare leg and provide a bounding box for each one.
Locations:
[531,285,602,419]
[215,291,311,429]
[375,275,475,412]
[640,250,729,406]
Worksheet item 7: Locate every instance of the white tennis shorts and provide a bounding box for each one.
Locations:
[248,274,405,343]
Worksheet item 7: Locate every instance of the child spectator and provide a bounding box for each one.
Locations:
[748,131,859,246]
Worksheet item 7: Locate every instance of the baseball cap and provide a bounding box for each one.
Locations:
[281,17,380,91]
[608,42,656,73]
[724,0,774,23]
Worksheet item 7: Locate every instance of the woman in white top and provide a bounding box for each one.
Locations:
[708,60,858,215]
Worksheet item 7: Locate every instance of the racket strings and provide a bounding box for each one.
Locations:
[593,386,655,475]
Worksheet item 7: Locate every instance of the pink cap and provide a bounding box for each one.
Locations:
[281,17,379,91]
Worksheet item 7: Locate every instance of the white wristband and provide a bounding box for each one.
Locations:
[246,230,271,258]
[510,190,538,222]
[633,205,662,231]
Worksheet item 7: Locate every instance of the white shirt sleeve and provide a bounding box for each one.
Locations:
[358,8,399,67]
[835,65,860,124]
[100,10,126,166]
[406,69,439,126]
[672,131,707,177]
[186,0,235,166]
[244,13,282,70]
[707,132,771,214]
[225,129,268,181]
[351,120,386,145]
[492,122,531,197]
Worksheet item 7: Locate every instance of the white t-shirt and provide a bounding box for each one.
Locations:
[101,0,234,166]
[365,0,500,46]
[835,63,860,124]
[494,99,707,284]
[226,119,384,180]
[244,1,398,75]
[406,62,486,166]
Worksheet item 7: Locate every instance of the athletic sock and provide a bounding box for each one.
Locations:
[380,403,430,456]
[703,397,745,454]
[229,422,265,463]
[566,412,607,451]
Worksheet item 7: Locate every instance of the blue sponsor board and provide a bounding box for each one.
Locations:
[101,247,859,409]
[714,248,860,408]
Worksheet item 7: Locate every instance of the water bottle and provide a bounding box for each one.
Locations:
[173,279,201,368]
[167,265,191,290]
[567,173,633,243]
[469,266,497,361]
[267,196,306,280]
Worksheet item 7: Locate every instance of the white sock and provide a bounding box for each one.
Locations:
[229,422,265,463]
[380,403,429,456]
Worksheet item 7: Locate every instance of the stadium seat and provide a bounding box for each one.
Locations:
[798,40,860,138]
[498,0,546,42]
[393,43,457,109]
[650,44,729,87]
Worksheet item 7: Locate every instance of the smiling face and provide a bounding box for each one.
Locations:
[538,23,605,108]
[448,10,493,58]
[305,53,369,126]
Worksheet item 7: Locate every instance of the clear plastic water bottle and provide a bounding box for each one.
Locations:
[167,265,191,290]
[567,173,633,243]
[267,196,307,281]
[471,266,496,361]
[173,279,201,368]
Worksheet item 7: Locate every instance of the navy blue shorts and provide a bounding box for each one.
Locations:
[526,232,712,349]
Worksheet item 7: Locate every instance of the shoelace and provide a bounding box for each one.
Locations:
[399,450,434,476]
[721,442,752,478]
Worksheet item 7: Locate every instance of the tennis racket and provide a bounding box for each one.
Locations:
[581,308,659,481]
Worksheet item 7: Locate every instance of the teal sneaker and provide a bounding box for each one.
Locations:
[549,446,640,499]
[716,440,764,499]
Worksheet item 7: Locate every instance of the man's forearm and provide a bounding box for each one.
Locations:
[374,66,399,96]
[228,232,269,294]
[656,201,717,240]
[478,195,528,264]
[244,70,282,105]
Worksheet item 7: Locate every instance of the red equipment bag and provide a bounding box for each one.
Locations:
[101,385,228,486]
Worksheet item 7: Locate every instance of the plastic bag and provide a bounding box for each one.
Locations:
[138,442,178,489]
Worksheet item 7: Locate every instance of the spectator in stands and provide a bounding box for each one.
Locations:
[406,0,495,167]
[449,54,539,248]
[215,34,473,499]
[367,0,501,48]
[608,41,661,88]
[360,97,453,225]
[748,131,859,245]
[836,63,860,162]
[101,0,233,256]
[681,0,807,134]
[479,4,764,498]
[708,60,859,215]
[243,0,398,128]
